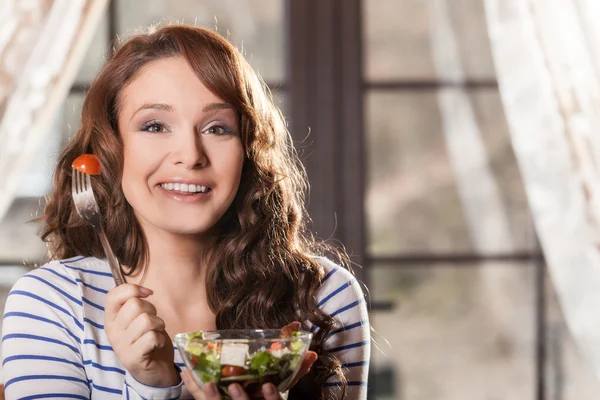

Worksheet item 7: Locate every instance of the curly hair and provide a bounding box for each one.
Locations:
[40,24,350,399]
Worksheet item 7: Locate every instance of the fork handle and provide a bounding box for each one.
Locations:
[97,228,126,286]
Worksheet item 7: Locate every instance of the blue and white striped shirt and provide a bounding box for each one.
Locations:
[2,256,369,399]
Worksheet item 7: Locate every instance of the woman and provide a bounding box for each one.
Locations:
[1,25,369,399]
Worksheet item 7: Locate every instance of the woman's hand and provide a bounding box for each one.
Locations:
[182,351,318,400]
[104,284,178,387]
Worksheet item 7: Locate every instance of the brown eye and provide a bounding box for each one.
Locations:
[141,120,168,133]
[203,124,233,136]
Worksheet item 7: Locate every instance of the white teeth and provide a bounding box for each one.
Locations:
[160,183,208,193]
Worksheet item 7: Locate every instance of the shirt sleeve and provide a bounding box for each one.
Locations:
[123,367,183,399]
[2,264,91,398]
[316,261,370,400]
[2,263,184,400]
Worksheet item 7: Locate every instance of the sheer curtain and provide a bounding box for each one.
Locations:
[485,0,600,383]
[0,0,108,224]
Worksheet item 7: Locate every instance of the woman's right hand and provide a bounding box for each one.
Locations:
[104,284,178,387]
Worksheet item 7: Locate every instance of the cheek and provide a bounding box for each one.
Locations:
[227,150,245,187]
[121,145,153,193]
[121,149,140,185]
[215,142,245,183]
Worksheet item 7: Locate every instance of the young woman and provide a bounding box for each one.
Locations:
[1,25,369,399]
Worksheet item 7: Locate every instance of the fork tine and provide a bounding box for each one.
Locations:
[78,169,84,193]
[85,174,92,193]
[75,169,80,194]
[71,168,76,194]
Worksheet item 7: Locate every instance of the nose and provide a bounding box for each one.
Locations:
[171,129,207,169]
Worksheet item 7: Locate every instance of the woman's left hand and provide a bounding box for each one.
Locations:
[181,350,318,400]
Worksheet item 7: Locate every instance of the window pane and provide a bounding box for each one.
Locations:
[0,92,85,263]
[116,0,286,83]
[0,198,47,263]
[365,88,532,255]
[75,12,109,84]
[363,0,495,81]
[271,88,287,120]
[64,92,85,141]
[370,263,535,399]
[545,268,600,398]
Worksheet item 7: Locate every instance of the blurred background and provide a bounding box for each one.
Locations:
[2,0,600,399]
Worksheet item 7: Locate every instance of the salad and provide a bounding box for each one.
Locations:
[178,323,310,398]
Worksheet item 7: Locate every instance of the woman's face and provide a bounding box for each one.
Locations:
[117,56,244,238]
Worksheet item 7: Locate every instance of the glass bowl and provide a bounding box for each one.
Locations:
[174,329,312,398]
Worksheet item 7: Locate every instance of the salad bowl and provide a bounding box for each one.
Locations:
[174,327,312,398]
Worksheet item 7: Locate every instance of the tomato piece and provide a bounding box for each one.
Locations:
[221,365,248,377]
[269,342,283,352]
[72,154,102,175]
[190,354,199,366]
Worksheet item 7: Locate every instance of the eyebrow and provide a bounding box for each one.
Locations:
[130,103,173,121]
[129,102,233,121]
[203,102,234,112]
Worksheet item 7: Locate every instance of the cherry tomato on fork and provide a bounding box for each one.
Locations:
[72,154,102,175]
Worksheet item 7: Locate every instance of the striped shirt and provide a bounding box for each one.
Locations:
[2,256,369,399]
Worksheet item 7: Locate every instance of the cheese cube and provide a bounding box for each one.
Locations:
[220,343,249,367]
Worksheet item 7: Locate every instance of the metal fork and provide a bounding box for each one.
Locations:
[71,168,126,286]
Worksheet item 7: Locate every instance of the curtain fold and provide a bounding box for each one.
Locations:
[0,0,108,223]
[485,0,600,382]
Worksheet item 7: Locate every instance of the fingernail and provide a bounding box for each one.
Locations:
[180,372,189,384]
[263,383,276,396]
[229,383,242,397]
[204,382,217,396]
[139,286,153,296]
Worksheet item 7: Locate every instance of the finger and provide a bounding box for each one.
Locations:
[261,383,281,400]
[105,284,153,320]
[227,383,250,400]
[115,297,158,330]
[300,350,318,373]
[131,329,166,357]
[288,351,318,388]
[181,371,219,400]
[202,382,222,400]
[126,312,166,344]
[181,371,204,399]
[281,321,301,337]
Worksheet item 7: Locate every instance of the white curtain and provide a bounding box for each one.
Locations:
[485,0,600,383]
[0,0,108,223]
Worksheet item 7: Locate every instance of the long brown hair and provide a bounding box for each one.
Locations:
[41,24,349,398]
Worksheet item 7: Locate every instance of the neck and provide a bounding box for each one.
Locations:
[129,225,208,310]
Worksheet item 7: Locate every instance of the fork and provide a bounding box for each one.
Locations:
[72,168,126,286]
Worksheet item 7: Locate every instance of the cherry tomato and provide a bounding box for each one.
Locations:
[221,365,248,377]
[191,354,199,366]
[269,342,283,352]
[72,154,102,175]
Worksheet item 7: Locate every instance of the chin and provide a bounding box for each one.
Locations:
[164,223,215,236]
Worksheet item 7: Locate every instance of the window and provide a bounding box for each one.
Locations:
[2,1,597,398]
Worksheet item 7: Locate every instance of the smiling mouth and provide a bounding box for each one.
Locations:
[159,183,211,193]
